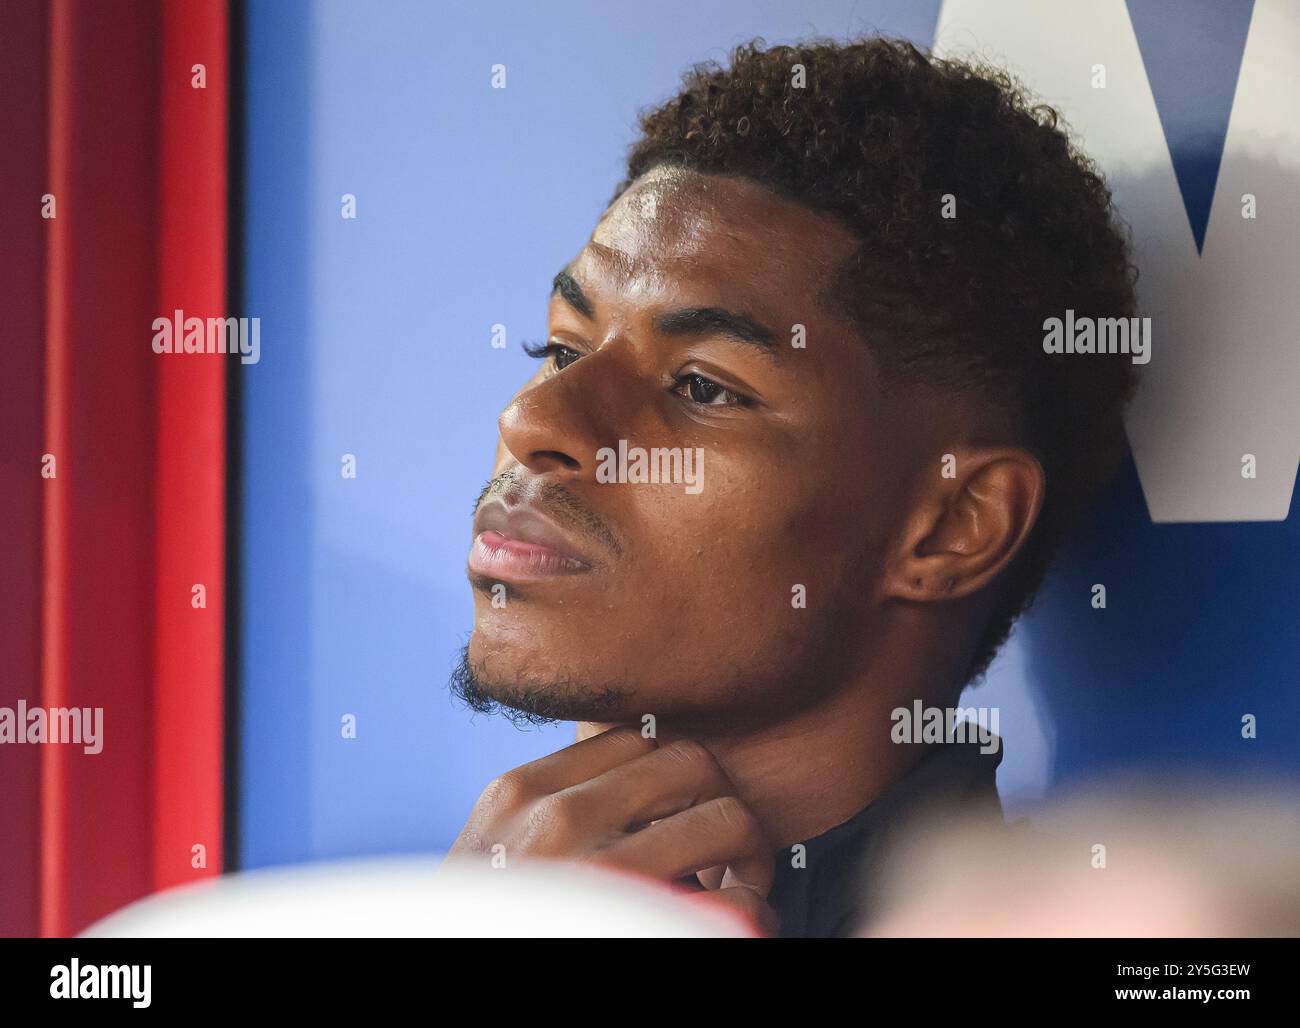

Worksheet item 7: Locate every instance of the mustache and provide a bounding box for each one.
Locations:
[473,467,624,556]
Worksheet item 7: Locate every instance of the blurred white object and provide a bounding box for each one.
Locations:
[82,855,752,938]
[866,783,1300,937]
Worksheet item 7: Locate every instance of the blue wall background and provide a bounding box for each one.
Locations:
[237,0,1297,869]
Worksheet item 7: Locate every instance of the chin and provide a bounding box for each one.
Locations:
[463,629,638,724]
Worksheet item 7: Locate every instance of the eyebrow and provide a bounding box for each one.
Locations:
[550,268,777,353]
[551,269,593,319]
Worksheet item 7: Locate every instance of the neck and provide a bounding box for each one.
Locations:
[578,627,971,849]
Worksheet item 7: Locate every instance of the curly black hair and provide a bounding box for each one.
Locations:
[613,37,1139,684]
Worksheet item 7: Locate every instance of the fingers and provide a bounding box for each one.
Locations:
[696,865,726,890]
[598,795,775,896]
[485,725,654,801]
[457,729,777,909]
[682,885,780,937]
[565,738,738,831]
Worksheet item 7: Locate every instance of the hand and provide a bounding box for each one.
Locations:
[448,726,776,931]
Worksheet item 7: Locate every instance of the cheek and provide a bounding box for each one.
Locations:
[618,450,864,643]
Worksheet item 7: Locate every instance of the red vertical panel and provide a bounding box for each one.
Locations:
[49,0,161,938]
[1,0,230,937]
[0,0,49,939]
[154,0,227,894]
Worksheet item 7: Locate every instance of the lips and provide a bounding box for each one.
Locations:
[468,501,597,583]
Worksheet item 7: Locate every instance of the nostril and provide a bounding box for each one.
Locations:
[532,450,580,471]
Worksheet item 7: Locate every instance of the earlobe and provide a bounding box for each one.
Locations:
[884,448,1044,603]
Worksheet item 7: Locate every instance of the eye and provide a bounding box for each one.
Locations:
[675,373,750,407]
[523,340,581,371]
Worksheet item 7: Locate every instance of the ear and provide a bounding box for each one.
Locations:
[883,447,1045,603]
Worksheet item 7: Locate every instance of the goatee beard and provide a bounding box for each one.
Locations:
[448,644,629,727]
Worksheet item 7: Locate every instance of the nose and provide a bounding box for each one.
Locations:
[497,350,628,481]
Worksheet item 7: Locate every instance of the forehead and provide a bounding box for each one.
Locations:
[573,166,861,308]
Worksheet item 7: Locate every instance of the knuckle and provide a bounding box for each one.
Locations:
[711,795,758,835]
[524,793,584,841]
[606,724,646,744]
[605,725,656,757]
[478,770,529,811]
[662,737,713,769]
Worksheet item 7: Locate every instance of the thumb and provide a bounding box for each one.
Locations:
[682,884,780,937]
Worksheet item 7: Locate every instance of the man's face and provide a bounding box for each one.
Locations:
[465,166,926,730]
